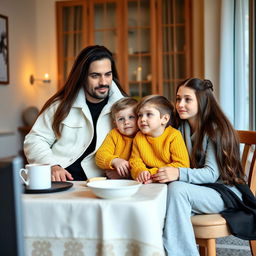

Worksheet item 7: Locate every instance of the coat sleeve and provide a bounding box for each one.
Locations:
[23,104,59,166]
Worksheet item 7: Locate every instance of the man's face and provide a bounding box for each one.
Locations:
[85,58,113,103]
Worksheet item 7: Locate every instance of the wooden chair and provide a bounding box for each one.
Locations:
[191,130,256,256]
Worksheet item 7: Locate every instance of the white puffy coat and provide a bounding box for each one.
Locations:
[24,81,123,178]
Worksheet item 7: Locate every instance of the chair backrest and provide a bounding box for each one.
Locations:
[237,130,256,195]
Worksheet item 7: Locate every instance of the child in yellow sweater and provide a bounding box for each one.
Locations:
[95,97,138,179]
[130,95,190,183]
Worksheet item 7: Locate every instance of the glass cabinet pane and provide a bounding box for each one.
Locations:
[128,55,151,81]
[142,83,152,96]
[175,0,185,23]
[127,0,152,98]
[175,27,185,51]
[94,3,116,29]
[63,60,75,82]
[94,31,116,54]
[163,27,174,52]
[93,2,117,53]
[161,0,190,100]
[61,5,84,84]
[128,0,150,27]
[63,6,83,31]
[163,81,176,100]
[163,54,174,79]
[162,0,185,24]
[129,82,152,99]
[128,28,150,54]
[63,34,83,58]
[176,54,186,78]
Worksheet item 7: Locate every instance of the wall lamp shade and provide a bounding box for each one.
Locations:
[30,74,51,85]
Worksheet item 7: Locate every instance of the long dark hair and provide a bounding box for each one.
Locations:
[175,78,245,185]
[39,45,126,137]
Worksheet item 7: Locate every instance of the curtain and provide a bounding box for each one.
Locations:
[219,0,249,129]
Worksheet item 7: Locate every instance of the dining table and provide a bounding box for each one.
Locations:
[22,181,167,256]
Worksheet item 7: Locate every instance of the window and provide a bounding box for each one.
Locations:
[219,0,251,130]
[249,0,256,129]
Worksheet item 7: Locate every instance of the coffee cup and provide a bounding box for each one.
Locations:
[19,164,51,190]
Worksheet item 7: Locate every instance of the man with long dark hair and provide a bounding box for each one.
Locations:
[24,45,126,181]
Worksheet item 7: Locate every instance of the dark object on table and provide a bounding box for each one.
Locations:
[24,181,73,194]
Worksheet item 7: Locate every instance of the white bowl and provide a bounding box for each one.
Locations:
[87,179,142,199]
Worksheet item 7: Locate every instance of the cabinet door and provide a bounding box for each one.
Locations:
[56,0,192,96]
[56,0,88,87]
[157,0,192,101]
[88,0,124,86]
[123,0,157,99]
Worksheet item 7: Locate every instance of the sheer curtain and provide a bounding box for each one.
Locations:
[219,0,249,129]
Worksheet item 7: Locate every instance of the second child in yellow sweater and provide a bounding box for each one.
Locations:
[130,95,190,183]
[95,97,138,179]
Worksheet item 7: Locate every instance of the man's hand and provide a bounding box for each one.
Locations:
[51,165,73,181]
[111,158,130,177]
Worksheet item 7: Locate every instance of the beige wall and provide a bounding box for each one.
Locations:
[0,0,37,158]
[192,0,221,99]
[0,0,58,158]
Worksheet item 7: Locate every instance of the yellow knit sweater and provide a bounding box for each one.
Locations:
[130,126,190,179]
[95,128,133,170]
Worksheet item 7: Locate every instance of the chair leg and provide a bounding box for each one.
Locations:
[206,239,216,256]
[196,238,216,256]
[199,245,206,256]
[250,240,256,256]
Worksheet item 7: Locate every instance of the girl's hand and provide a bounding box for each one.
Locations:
[152,166,179,183]
[51,165,74,181]
[111,158,130,177]
[136,171,151,183]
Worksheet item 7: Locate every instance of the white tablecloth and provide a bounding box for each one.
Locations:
[22,181,167,256]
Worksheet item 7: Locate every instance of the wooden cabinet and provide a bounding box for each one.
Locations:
[56,0,192,101]
[157,0,192,99]
[123,0,157,98]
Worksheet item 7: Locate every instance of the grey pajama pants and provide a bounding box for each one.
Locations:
[163,181,226,256]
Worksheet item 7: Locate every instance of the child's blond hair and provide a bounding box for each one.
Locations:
[111,97,138,120]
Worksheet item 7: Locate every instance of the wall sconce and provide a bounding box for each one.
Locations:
[30,73,51,85]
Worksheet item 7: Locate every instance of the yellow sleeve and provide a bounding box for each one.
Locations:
[95,130,119,170]
[129,136,150,179]
[167,130,190,168]
[147,167,159,175]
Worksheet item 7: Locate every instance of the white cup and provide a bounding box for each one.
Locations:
[19,164,51,190]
